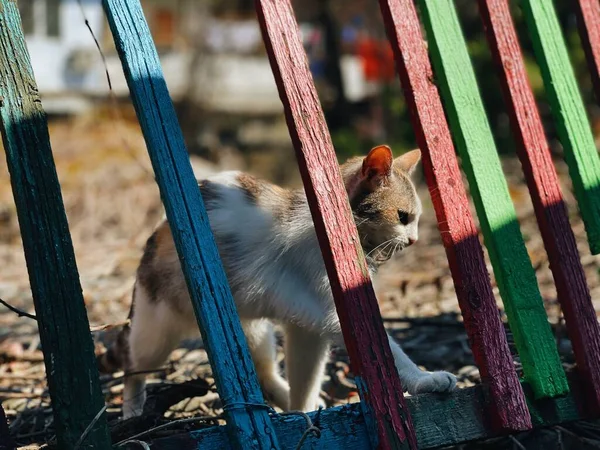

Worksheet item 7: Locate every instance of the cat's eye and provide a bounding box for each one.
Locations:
[398,210,409,225]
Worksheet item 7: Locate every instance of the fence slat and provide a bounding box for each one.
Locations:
[521,0,600,255]
[378,0,530,432]
[0,2,111,449]
[255,0,417,448]
[0,404,15,450]
[479,0,600,416]
[101,1,280,448]
[574,0,600,104]
[417,0,569,398]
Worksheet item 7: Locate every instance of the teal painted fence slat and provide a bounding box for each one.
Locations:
[521,0,600,255]
[0,1,111,448]
[417,0,568,398]
[101,1,279,448]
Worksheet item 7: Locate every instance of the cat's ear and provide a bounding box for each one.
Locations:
[394,149,421,176]
[361,145,393,183]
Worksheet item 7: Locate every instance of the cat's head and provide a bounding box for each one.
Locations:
[342,145,422,265]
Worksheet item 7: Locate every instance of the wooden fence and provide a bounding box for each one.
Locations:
[0,0,599,448]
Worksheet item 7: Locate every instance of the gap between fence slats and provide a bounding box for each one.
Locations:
[417,0,568,398]
[521,0,600,255]
[478,0,600,416]
[255,0,417,448]
[101,1,280,448]
[378,0,530,432]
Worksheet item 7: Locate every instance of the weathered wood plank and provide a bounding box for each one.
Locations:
[101,1,280,448]
[255,0,416,448]
[478,0,600,416]
[417,0,568,398]
[151,378,588,450]
[378,0,530,432]
[521,0,600,255]
[574,0,600,103]
[0,2,110,449]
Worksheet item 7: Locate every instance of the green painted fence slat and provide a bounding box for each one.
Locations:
[0,1,110,448]
[417,0,568,398]
[521,0,600,255]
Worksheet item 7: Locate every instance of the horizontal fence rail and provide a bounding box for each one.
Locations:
[0,1,111,448]
[167,377,587,450]
[102,0,280,448]
[378,0,530,432]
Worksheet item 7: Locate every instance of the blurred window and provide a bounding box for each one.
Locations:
[17,0,60,38]
[46,0,60,37]
[18,0,34,35]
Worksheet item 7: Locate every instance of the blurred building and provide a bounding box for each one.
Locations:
[18,0,379,113]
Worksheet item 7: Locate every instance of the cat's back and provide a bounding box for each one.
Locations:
[200,171,295,238]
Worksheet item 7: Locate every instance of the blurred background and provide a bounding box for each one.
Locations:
[1,1,600,447]
[16,0,600,176]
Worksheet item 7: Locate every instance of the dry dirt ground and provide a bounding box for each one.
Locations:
[0,113,599,449]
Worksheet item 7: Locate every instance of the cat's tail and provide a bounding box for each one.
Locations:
[96,323,131,373]
[97,289,135,373]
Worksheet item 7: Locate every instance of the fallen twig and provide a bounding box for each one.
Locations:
[0,297,36,320]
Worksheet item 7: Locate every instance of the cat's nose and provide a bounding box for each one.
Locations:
[407,237,417,246]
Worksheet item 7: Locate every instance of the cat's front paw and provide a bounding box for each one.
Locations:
[409,371,457,395]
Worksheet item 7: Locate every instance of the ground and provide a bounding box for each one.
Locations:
[0,113,599,448]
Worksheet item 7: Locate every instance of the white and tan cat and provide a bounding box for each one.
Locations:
[99,145,457,419]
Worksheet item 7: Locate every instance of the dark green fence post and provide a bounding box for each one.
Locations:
[0,1,110,448]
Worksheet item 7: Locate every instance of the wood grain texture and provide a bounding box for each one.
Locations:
[0,1,111,449]
[417,0,568,398]
[102,1,280,448]
[255,0,416,448]
[574,0,600,102]
[151,377,588,450]
[521,0,600,255]
[378,0,530,432]
[478,0,600,416]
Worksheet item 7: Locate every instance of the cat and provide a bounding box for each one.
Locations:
[99,144,457,419]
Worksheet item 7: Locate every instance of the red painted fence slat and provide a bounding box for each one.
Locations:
[378,0,531,432]
[575,0,600,102]
[255,0,417,448]
[479,0,600,415]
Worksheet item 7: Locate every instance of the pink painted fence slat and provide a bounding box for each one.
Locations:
[479,0,600,415]
[255,0,418,448]
[378,0,531,432]
[575,0,600,102]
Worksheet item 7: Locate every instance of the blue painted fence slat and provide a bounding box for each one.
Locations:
[0,2,110,449]
[101,1,279,448]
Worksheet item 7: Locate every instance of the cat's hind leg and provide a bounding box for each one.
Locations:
[242,319,290,411]
[284,324,329,412]
[123,288,192,419]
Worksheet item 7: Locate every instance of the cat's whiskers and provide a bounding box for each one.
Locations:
[366,237,396,258]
